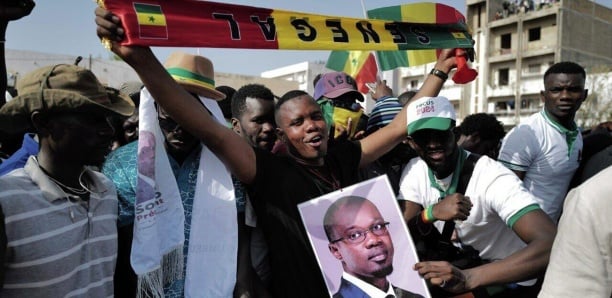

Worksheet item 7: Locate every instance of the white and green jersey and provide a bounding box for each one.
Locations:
[398,153,540,264]
[498,110,582,222]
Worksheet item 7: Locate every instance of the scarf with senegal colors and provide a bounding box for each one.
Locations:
[134,87,236,297]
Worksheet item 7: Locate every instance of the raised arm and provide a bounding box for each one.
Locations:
[358,48,461,168]
[95,7,256,184]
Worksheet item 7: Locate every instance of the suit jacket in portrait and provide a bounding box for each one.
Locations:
[333,277,424,298]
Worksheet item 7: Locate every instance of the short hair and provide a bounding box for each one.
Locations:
[276,90,310,111]
[231,84,275,119]
[323,196,370,242]
[458,113,505,142]
[398,90,419,107]
[216,85,236,119]
[544,62,586,81]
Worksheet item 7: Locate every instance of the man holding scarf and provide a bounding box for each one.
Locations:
[103,52,239,297]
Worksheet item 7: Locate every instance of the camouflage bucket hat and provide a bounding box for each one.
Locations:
[0,64,135,133]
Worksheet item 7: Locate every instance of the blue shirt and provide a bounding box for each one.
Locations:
[0,133,39,176]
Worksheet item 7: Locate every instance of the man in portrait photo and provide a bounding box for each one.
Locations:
[324,195,424,298]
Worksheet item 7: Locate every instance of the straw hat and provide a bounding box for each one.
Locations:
[0,64,134,133]
[163,52,226,100]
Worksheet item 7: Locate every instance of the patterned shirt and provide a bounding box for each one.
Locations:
[102,141,201,297]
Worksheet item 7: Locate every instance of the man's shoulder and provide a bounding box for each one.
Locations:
[103,141,138,167]
[0,168,31,190]
[333,277,364,298]
[402,157,428,176]
[328,140,361,155]
[506,112,544,135]
[108,141,138,158]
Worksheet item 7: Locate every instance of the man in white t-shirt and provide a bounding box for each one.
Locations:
[398,96,556,296]
[498,62,587,222]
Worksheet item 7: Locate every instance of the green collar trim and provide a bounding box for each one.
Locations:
[541,110,579,157]
[541,110,578,132]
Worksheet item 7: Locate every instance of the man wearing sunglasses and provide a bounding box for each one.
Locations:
[102,52,237,297]
[324,195,424,298]
[399,96,556,296]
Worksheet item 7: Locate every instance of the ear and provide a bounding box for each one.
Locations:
[583,89,589,101]
[328,243,343,261]
[540,90,546,103]
[30,111,50,136]
[406,136,418,151]
[230,117,242,135]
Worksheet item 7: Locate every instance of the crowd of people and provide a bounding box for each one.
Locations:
[495,0,560,20]
[0,1,610,298]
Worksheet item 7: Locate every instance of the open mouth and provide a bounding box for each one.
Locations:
[307,135,323,147]
[169,139,185,146]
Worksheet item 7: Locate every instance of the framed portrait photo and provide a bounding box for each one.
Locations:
[298,175,430,298]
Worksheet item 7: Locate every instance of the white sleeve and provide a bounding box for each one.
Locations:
[473,158,539,224]
[397,158,427,206]
[498,125,538,172]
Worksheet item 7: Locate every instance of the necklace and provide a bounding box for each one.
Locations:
[305,165,341,191]
[37,161,91,195]
[47,173,89,195]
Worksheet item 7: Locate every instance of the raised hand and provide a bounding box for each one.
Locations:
[371,77,393,100]
[94,6,152,65]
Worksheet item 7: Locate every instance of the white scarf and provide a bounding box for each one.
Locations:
[134,88,237,297]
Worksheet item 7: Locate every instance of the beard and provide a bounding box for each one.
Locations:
[372,264,393,278]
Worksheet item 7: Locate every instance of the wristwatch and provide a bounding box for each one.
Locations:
[429,68,448,81]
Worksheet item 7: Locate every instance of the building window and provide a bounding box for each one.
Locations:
[528,63,540,73]
[528,27,541,41]
[499,68,509,86]
[410,80,419,89]
[501,33,511,49]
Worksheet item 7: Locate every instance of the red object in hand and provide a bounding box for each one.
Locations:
[452,48,478,84]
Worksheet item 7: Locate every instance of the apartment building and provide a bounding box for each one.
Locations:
[465,0,612,126]
[261,61,328,97]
